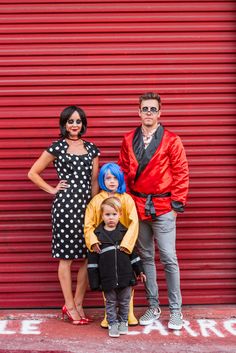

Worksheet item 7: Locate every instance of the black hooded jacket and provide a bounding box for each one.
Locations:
[87,222,144,292]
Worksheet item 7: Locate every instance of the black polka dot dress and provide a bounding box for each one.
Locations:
[47,139,100,259]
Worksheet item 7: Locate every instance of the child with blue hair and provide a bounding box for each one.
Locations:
[84,162,139,327]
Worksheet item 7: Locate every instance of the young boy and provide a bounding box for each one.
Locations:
[87,197,146,338]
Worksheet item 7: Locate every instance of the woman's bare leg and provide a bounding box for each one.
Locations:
[58,259,81,320]
[74,259,89,317]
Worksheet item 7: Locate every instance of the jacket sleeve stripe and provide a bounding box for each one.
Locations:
[131,256,141,264]
[87,264,99,268]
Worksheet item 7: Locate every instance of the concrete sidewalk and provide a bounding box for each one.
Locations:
[0,305,235,353]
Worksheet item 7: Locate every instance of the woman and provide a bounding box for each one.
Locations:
[28,105,99,325]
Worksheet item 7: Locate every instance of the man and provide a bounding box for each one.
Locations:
[118,92,189,330]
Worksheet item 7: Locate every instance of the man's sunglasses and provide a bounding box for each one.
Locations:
[141,107,159,114]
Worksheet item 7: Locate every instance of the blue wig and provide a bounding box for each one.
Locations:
[98,163,126,194]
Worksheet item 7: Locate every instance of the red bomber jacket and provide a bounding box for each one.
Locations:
[118,124,189,221]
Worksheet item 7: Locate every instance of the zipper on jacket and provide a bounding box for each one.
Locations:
[115,244,119,286]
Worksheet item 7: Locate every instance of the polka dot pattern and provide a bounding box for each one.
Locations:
[47,139,100,259]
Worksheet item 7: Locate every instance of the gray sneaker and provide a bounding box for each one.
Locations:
[139,307,161,325]
[108,322,120,337]
[119,321,128,335]
[168,311,183,330]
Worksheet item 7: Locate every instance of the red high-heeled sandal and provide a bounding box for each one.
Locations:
[77,304,93,322]
[62,305,88,325]
[81,316,93,323]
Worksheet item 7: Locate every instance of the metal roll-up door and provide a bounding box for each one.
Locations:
[0,0,235,308]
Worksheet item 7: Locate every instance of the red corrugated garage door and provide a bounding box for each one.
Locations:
[0,0,235,308]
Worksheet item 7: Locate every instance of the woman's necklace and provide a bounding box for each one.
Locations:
[67,137,79,141]
[66,137,83,145]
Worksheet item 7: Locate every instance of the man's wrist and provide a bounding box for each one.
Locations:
[171,200,185,213]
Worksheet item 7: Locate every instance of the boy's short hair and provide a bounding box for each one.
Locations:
[100,197,122,214]
[98,162,126,194]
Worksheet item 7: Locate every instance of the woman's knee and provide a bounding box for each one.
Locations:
[59,259,73,269]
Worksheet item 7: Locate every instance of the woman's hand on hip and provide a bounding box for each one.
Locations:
[53,180,69,194]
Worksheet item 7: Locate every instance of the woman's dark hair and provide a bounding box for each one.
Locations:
[59,105,87,138]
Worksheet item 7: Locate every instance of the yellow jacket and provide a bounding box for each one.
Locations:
[84,191,139,254]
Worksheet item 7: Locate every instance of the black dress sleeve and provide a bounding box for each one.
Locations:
[86,142,100,159]
[46,140,61,158]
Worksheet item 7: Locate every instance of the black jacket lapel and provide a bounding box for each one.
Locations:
[95,222,127,244]
[133,124,164,182]
[132,126,145,163]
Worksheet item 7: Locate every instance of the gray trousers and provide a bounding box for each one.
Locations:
[104,286,131,325]
[137,211,182,311]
